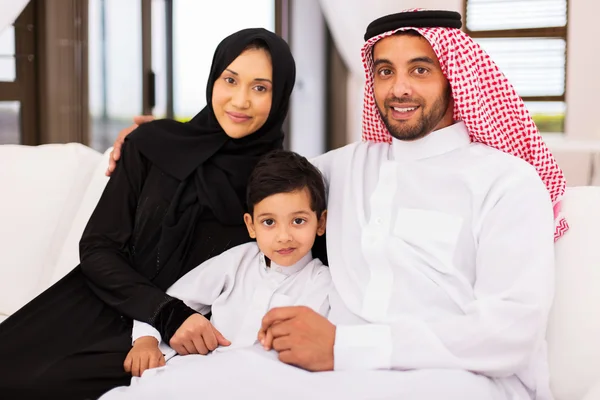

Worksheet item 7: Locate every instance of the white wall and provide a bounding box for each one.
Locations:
[288,0,326,158]
[564,0,600,140]
[546,0,600,185]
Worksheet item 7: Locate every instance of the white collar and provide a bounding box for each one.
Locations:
[391,121,471,162]
[259,250,313,276]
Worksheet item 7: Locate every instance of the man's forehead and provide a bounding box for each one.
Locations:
[372,34,439,63]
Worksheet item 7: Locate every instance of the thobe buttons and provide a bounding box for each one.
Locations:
[276,267,283,273]
[375,217,383,225]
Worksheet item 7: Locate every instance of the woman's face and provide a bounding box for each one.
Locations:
[212,48,273,139]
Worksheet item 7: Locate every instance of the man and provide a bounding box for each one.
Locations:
[104,10,564,400]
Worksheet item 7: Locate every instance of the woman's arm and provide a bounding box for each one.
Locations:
[79,139,195,327]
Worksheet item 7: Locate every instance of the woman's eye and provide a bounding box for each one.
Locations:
[254,85,267,92]
[225,77,236,84]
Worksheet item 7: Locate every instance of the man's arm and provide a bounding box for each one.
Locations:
[334,170,555,376]
[106,115,155,176]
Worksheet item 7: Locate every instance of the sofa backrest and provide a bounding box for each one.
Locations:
[0,143,103,316]
[547,186,600,400]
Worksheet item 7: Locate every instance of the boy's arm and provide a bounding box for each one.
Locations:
[134,243,255,345]
[132,319,162,344]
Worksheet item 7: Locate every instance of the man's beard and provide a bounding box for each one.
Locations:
[377,85,452,141]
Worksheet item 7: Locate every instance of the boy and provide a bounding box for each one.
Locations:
[124,150,331,378]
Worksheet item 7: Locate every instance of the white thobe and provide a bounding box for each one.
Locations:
[313,121,555,399]
[102,122,555,400]
[132,242,331,359]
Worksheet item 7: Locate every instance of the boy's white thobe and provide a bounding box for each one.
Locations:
[132,242,331,359]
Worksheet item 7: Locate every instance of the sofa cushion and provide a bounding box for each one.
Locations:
[0,143,102,316]
[50,149,111,285]
[547,186,600,400]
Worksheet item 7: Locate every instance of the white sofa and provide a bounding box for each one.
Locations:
[0,143,599,400]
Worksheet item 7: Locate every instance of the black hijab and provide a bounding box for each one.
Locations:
[126,28,296,286]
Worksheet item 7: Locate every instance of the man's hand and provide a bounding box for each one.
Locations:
[169,314,231,356]
[106,115,155,176]
[258,306,336,372]
[124,336,165,377]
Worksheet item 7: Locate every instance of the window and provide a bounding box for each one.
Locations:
[465,0,568,134]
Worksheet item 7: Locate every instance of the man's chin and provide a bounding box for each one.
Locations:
[387,124,427,142]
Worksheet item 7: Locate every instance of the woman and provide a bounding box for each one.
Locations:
[0,28,295,399]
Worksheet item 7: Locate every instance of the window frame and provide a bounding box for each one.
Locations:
[463,0,569,103]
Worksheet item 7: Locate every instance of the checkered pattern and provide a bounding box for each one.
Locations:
[360,16,568,241]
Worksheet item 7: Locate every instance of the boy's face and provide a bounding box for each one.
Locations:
[243,188,326,267]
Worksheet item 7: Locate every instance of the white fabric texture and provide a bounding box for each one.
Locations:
[100,344,515,400]
[50,149,111,285]
[547,187,600,400]
[132,242,332,359]
[0,143,102,315]
[312,122,555,398]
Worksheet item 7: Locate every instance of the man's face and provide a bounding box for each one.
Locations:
[372,33,454,141]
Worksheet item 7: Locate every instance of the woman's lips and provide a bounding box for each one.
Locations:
[226,111,251,123]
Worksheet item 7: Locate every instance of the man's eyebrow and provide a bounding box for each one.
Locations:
[373,58,392,68]
[373,56,436,68]
[409,56,436,65]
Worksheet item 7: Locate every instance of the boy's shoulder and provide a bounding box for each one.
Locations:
[216,242,261,263]
[305,257,332,282]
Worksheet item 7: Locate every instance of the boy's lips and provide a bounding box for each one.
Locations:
[275,248,295,255]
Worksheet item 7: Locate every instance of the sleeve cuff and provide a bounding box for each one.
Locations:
[132,320,162,345]
[153,299,198,345]
[333,324,392,371]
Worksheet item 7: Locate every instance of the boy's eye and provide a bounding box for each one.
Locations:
[262,219,274,227]
[293,218,306,225]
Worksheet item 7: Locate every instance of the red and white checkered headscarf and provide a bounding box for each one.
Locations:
[361,12,568,241]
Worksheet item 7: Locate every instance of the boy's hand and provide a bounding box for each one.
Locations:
[170,314,231,355]
[123,336,166,377]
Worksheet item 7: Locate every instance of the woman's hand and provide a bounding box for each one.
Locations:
[124,336,166,377]
[169,314,231,355]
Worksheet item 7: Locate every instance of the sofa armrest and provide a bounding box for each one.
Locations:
[582,381,600,400]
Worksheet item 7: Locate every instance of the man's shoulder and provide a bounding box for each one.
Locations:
[470,143,541,183]
[311,140,389,166]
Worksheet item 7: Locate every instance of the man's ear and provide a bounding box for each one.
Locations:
[244,213,256,238]
[316,210,327,236]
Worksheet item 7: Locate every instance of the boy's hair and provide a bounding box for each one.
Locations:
[246,150,326,218]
